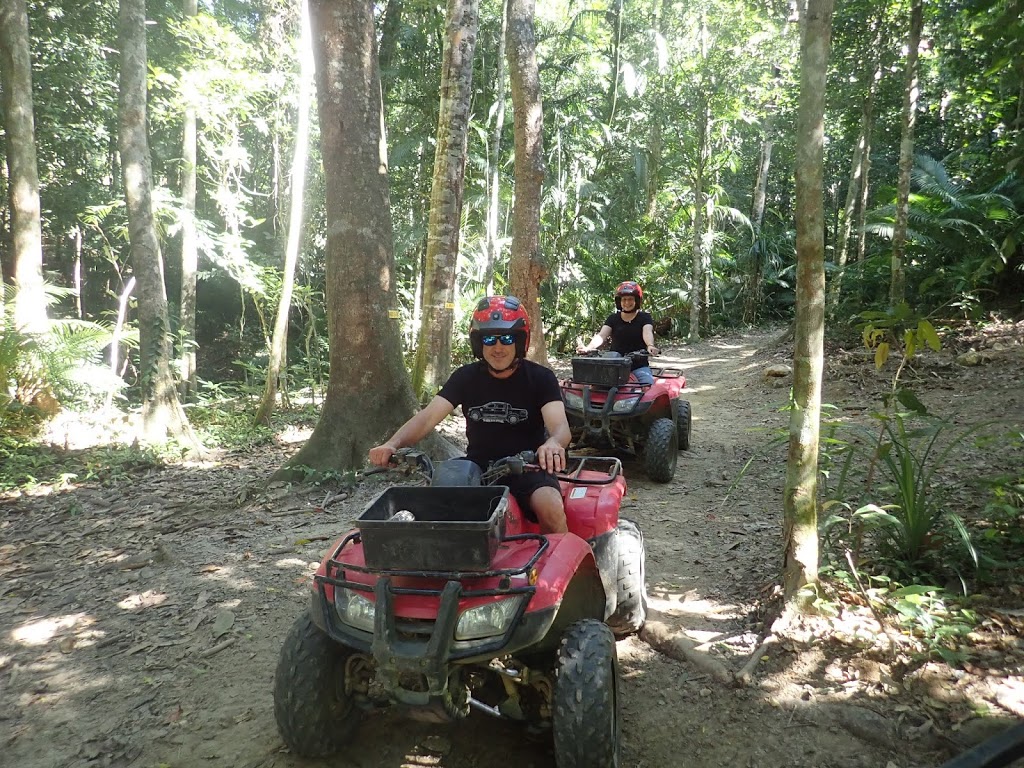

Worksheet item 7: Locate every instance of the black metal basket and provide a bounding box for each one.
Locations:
[356,486,509,571]
[571,356,632,387]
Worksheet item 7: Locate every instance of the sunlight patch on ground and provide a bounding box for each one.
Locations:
[10,613,93,647]
[275,425,313,445]
[648,592,745,619]
[117,590,168,611]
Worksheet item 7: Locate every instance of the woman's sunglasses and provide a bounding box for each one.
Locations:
[481,334,517,346]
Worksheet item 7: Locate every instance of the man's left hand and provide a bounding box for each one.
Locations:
[536,439,567,473]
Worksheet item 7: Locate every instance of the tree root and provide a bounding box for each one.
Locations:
[735,634,777,686]
[639,611,735,684]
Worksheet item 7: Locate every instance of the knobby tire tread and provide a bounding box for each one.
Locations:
[273,612,359,756]
[553,619,620,768]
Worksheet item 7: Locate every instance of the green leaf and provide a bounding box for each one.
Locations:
[917,320,941,352]
[896,388,928,415]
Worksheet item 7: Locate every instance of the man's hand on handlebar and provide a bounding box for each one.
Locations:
[368,442,397,467]
[536,438,567,474]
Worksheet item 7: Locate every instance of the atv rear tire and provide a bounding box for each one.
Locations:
[274,612,360,756]
[643,417,678,482]
[606,519,647,638]
[676,399,692,451]
[553,619,620,768]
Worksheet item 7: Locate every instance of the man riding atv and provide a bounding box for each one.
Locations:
[369,295,571,533]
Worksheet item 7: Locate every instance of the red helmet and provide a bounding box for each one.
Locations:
[470,295,530,358]
[615,280,643,310]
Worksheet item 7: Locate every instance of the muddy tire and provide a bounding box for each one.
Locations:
[553,619,620,768]
[274,612,360,756]
[676,400,692,451]
[606,519,647,638]
[643,417,677,482]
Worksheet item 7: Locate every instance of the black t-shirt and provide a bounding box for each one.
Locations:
[438,359,562,467]
[605,310,653,370]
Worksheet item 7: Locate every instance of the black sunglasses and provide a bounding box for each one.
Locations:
[481,334,517,346]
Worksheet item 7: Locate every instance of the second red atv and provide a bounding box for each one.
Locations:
[560,351,692,483]
[273,449,647,768]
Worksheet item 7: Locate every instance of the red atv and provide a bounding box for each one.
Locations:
[560,351,692,483]
[273,449,647,767]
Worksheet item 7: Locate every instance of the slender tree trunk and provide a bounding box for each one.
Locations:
[483,0,509,294]
[256,0,313,426]
[412,0,480,400]
[178,0,198,400]
[688,99,708,344]
[783,0,833,605]
[0,0,46,333]
[118,0,197,447]
[856,136,873,263]
[281,0,455,478]
[507,0,549,365]
[890,0,923,308]
[830,16,882,308]
[745,119,774,324]
[378,0,404,107]
[606,0,623,126]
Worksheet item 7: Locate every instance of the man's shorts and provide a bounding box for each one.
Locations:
[502,470,562,522]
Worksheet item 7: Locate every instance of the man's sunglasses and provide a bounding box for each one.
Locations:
[481,334,517,346]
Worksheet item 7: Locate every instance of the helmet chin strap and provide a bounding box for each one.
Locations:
[485,357,520,375]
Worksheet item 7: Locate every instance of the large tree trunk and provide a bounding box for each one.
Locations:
[482,0,509,294]
[118,0,196,447]
[412,0,480,400]
[783,0,833,605]
[256,0,313,426]
[280,0,453,478]
[506,0,549,365]
[178,0,198,400]
[0,0,46,334]
[890,0,923,308]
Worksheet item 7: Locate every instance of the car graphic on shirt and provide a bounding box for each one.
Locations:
[467,401,529,425]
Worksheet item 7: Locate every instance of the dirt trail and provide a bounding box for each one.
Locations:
[2,328,1017,768]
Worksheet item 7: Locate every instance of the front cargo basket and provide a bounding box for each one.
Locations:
[356,486,509,571]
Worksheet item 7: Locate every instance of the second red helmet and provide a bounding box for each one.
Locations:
[615,280,643,310]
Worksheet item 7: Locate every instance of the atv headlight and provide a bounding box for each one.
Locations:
[562,390,583,410]
[455,598,521,640]
[611,395,641,413]
[336,589,375,632]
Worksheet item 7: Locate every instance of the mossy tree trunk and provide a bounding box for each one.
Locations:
[783,0,833,604]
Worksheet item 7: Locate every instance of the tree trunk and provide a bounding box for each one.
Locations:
[281,0,452,478]
[483,0,509,294]
[118,0,197,447]
[412,0,480,400]
[178,0,198,400]
[378,0,404,107]
[744,120,774,324]
[0,0,46,334]
[688,99,708,344]
[256,0,313,426]
[830,15,882,308]
[890,0,923,308]
[507,0,549,365]
[783,0,833,605]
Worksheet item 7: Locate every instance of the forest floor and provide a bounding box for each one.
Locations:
[2,322,1023,768]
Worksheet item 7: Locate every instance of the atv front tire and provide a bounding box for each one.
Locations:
[676,399,692,451]
[553,619,621,768]
[606,519,647,638]
[643,417,678,482]
[274,612,360,756]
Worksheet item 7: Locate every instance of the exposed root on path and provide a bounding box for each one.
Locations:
[639,610,735,684]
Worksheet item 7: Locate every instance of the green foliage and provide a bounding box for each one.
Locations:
[0,435,163,492]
